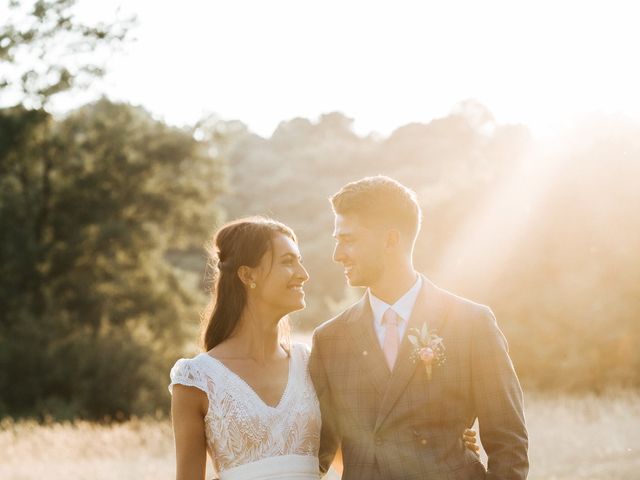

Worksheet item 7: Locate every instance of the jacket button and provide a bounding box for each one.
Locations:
[420,439,427,445]
[374,437,383,446]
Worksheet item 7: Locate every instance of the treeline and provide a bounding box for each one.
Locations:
[210,105,640,394]
[3,99,639,422]
[0,100,223,420]
[2,0,639,422]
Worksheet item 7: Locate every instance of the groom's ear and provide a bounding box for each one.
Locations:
[384,229,401,249]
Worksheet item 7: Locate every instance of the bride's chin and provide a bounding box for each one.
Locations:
[287,301,306,314]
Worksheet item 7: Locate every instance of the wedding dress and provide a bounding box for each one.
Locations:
[169,343,322,480]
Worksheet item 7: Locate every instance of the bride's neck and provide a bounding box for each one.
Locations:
[227,306,284,362]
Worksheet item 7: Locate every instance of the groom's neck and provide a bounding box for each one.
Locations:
[369,263,418,305]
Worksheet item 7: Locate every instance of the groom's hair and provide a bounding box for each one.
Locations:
[330,175,422,241]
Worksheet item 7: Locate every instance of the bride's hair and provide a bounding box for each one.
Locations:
[201,216,296,352]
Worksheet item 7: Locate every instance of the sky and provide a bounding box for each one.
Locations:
[57,0,640,137]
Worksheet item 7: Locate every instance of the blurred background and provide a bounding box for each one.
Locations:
[1,1,639,478]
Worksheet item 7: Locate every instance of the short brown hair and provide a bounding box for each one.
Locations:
[330,175,422,240]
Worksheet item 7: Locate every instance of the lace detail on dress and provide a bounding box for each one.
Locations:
[168,343,321,477]
[168,358,208,395]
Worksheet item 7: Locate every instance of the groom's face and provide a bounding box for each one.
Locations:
[333,213,385,288]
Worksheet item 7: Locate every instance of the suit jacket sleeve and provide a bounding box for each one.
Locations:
[309,329,341,474]
[472,307,529,480]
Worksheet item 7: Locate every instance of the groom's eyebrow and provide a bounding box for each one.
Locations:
[280,252,301,259]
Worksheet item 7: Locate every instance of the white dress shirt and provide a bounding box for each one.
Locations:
[369,275,422,350]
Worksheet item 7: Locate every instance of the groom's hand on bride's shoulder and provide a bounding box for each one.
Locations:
[463,428,480,455]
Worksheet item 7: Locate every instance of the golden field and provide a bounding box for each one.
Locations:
[1,392,639,480]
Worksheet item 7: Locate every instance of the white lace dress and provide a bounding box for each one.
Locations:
[169,343,322,480]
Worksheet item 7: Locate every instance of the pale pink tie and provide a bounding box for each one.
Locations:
[382,308,400,370]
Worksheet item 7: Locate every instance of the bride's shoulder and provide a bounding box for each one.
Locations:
[170,352,211,370]
[168,353,211,396]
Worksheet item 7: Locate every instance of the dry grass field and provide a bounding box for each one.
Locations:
[1,392,639,480]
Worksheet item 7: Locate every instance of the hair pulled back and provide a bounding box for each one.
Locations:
[202,216,296,351]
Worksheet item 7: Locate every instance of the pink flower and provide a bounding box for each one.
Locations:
[419,347,435,363]
[408,323,445,382]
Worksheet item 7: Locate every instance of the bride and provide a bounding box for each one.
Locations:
[169,217,478,480]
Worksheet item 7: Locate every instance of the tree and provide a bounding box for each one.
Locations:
[0,99,224,419]
[0,0,132,108]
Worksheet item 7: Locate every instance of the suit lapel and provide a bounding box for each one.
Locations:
[374,276,448,431]
[346,291,390,397]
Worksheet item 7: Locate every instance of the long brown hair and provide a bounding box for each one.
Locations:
[202,217,297,351]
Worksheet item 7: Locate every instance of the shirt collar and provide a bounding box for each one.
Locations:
[369,275,422,326]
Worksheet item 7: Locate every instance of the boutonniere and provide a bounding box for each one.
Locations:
[408,322,445,380]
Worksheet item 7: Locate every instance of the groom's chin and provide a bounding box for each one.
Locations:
[345,276,365,288]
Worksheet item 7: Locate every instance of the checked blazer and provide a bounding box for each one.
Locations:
[309,276,528,480]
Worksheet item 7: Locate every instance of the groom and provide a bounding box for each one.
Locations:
[309,176,528,479]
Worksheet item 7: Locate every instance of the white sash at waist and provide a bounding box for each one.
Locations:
[219,454,320,480]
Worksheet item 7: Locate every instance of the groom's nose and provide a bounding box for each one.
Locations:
[296,262,310,282]
[333,242,344,263]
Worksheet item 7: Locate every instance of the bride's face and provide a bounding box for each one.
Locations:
[253,233,309,317]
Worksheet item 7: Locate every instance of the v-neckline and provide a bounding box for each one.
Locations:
[200,346,295,410]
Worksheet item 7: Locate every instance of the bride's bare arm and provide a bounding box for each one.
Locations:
[330,445,344,475]
[172,384,209,480]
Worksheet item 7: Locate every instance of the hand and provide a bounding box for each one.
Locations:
[463,428,480,455]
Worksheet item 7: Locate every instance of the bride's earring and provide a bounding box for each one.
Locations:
[250,282,256,289]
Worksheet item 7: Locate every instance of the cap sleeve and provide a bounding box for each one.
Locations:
[168,357,209,396]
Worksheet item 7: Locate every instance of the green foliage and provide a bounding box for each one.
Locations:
[0,0,224,421]
[211,105,640,393]
[0,99,224,419]
[212,105,530,329]
[0,0,133,107]
[483,116,640,392]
